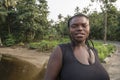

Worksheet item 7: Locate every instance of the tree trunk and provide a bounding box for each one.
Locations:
[104,11,107,44]
[0,37,3,46]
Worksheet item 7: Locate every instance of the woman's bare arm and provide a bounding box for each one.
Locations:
[44,46,62,80]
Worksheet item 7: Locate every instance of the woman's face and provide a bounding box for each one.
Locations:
[69,16,90,43]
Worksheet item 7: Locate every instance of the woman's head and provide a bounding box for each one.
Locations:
[68,13,90,44]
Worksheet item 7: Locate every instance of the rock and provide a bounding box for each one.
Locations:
[103,57,109,63]
[0,51,49,80]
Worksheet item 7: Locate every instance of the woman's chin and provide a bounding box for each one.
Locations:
[75,37,85,42]
[74,39,85,43]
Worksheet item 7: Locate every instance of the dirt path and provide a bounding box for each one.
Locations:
[103,43,120,80]
[0,47,49,67]
[0,47,50,80]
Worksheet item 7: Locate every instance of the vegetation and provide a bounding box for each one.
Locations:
[94,41,116,61]
[29,40,58,52]
[0,0,118,61]
[0,0,120,45]
[91,0,117,43]
[0,0,49,44]
[28,38,70,52]
[28,38,116,61]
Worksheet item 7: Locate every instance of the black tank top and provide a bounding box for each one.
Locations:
[59,43,110,80]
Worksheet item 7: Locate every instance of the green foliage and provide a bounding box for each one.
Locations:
[74,6,80,15]
[16,0,49,42]
[106,5,119,40]
[29,40,58,52]
[89,0,119,41]
[88,4,120,41]
[28,38,116,62]
[0,0,49,44]
[94,41,116,61]
[3,34,15,46]
[28,38,70,52]
[58,38,70,44]
[0,0,120,47]
[89,12,104,39]
[52,15,70,39]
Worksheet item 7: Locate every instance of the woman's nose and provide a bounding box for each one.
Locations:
[77,25,83,30]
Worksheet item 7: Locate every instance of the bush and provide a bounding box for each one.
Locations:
[97,46,108,61]
[28,38,116,62]
[3,34,16,47]
[94,41,116,61]
[58,38,70,44]
[29,38,70,52]
[29,40,58,52]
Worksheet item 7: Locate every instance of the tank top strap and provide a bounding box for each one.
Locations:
[58,43,72,63]
[59,43,70,55]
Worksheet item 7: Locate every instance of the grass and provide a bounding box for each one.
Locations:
[29,40,58,52]
[28,38,116,61]
[94,41,116,61]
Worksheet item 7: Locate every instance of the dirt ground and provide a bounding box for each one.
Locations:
[103,43,120,80]
[0,46,49,67]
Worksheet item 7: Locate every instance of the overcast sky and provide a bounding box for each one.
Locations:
[46,0,120,21]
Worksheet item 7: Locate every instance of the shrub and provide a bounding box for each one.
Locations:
[28,38,116,62]
[29,40,58,52]
[3,34,16,47]
[58,38,70,44]
[94,41,116,61]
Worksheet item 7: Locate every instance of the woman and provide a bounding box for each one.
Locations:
[44,13,110,80]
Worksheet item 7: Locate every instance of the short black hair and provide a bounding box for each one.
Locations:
[68,13,89,28]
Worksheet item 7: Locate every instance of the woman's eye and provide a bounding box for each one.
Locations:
[82,24,87,28]
[71,25,77,28]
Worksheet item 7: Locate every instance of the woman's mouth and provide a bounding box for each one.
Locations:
[75,33,85,37]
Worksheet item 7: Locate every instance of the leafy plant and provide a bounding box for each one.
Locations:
[29,40,58,52]
[94,41,116,61]
[3,34,16,46]
[28,38,116,62]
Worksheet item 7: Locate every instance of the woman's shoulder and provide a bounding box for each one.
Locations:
[59,43,70,47]
[58,43,71,54]
[58,43,70,49]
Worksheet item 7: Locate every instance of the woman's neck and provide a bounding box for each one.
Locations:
[71,40,86,48]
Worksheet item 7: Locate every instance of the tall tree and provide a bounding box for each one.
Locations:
[3,0,17,34]
[35,0,49,40]
[58,13,63,21]
[74,6,80,15]
[107,4,119,40]
[16,0,49,42]
[0,0,17,45]
[89,11,104,40]
[90,0,117,43]
[0,0,49,44]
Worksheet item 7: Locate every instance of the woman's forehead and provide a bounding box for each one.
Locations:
[70,16,89,25]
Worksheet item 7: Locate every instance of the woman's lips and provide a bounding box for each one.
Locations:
[75,33,85,37]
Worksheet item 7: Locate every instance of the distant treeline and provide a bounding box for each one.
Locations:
[0,0,120,46]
